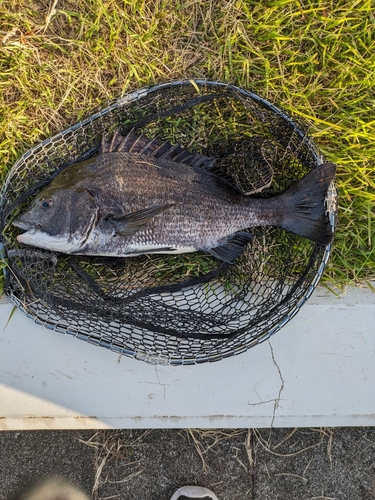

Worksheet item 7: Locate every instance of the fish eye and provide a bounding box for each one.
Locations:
[39,198,53,209]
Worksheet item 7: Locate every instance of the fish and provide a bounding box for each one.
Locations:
[12,130,336,264]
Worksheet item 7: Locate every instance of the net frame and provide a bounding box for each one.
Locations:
[0,79,337,365]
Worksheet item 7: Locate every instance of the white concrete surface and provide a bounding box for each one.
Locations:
[0,284,374,429]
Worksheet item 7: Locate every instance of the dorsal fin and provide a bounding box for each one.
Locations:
[100,129,216,169]
[99,130,272,195]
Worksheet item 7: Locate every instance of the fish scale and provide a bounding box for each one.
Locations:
[87,153,254,255]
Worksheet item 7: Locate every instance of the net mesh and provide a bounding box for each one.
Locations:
[0,80,336,365]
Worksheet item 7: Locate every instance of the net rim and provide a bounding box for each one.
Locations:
[0,79,337,365]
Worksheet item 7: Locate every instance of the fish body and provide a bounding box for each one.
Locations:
[13,132,336,263]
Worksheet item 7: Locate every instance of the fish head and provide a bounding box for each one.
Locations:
[12,186,99,253]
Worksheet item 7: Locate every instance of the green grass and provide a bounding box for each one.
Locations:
[1,0,374,287]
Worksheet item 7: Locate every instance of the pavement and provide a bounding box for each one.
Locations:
[1,427,375,500]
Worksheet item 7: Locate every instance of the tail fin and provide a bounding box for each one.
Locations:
[281,162,337,246]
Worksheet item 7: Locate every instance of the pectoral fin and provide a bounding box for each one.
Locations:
[107,203,177,237]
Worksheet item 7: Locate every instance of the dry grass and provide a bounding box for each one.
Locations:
[182,428,335,475]
[189,427,336,482]
[185,428,247,471]
[75,428,375,499]
[79,431,148,499]
[78,429,253,499]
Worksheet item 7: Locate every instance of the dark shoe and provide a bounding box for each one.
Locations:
[170,485,219,500]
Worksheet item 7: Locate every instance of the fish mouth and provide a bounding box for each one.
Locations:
[12,217,42,232]
[12,219,41,242]
[12,218,35,231]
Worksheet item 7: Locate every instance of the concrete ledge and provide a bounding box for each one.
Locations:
[0,284,374,429]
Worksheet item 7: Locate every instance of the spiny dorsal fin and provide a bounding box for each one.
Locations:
[100,130,273,195]
[100,129,215,169]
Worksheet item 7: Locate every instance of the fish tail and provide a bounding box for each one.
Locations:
[281,162,337,246]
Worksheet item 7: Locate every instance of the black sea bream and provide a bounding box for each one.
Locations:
[13,131,336,263]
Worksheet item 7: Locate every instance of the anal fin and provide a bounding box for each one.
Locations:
[207,232,254,263]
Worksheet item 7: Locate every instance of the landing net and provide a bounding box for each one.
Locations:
[0,80,337,365]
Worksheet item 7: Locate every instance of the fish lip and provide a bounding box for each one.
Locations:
[12,219,39,231]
